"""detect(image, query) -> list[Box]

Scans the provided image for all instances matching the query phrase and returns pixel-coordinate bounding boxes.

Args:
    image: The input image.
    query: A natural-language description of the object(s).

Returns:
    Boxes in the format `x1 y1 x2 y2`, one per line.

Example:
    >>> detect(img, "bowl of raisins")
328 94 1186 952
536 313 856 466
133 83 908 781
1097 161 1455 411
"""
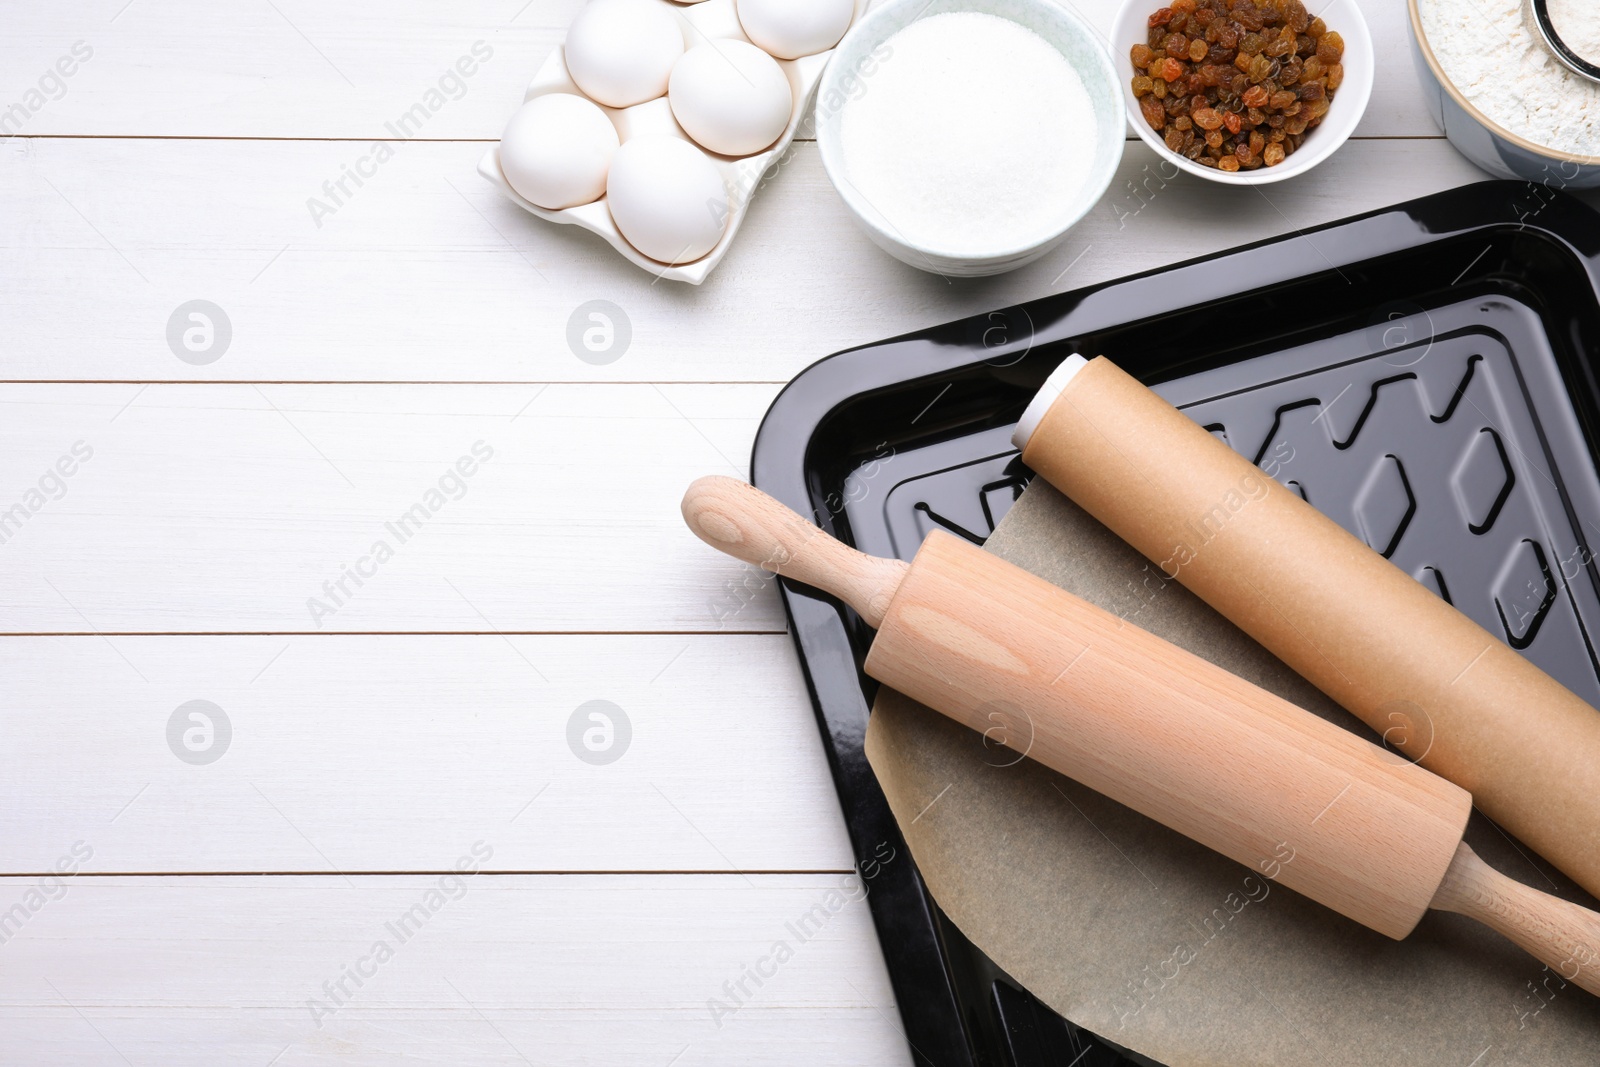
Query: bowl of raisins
1111 0 1372 183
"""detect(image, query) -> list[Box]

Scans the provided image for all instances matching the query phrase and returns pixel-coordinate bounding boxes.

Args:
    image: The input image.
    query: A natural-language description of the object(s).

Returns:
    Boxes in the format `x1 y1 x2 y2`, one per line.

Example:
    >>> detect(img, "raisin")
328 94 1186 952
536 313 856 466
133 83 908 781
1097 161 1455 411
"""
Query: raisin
1306 16 1325 37
1165 127 1186 153
1131 43 1154 66
1285 115 1308 134
1268 89 1296 108
1325 62 1343 89
1193 106 1225 129
1199 155 1218 167
1189 38 1209 61
1174 115 1193 131
1298 79 1324 102
1218 25 1240 48
1316 31 1343 63
1236 141 1253 162
1264 142 1286 165
1149 6 1175 27
1248 129 1265 154
1132 74 1155 96
1206 129 1224 147
1140 93 1167 130
1163 32 1188 54
1224 110 1243 133
1242 84 1269 108
1152 77 1168 97
1172 0 1197 11
1301 56 1324 81
1160 56 1186 81
1219 155 1241 171
1280 56 1302 83
1239 32 1264 54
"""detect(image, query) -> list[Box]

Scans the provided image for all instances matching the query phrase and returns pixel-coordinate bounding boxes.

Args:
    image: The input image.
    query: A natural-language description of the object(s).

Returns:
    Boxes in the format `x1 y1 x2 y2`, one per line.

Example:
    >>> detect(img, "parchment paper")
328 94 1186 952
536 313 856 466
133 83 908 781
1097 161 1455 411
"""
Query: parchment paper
864 483 1600 1067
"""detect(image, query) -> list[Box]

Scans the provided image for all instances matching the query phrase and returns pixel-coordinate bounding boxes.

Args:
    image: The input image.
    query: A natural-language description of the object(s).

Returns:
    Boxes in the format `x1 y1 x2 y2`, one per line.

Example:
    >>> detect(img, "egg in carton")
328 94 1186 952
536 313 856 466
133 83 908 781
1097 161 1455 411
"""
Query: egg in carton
478 0 869 285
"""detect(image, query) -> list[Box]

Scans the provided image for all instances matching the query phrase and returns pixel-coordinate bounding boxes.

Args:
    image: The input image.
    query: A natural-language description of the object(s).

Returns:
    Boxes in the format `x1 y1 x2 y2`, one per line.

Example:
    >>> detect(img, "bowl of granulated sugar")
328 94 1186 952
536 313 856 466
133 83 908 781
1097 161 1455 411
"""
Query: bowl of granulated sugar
815 0 1125 276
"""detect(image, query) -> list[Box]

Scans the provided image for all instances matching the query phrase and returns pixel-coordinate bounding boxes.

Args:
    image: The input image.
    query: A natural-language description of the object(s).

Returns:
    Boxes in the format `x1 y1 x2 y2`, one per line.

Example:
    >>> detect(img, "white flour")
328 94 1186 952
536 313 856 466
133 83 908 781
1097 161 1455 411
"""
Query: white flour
1419 0 1600 157
839 12 1096 255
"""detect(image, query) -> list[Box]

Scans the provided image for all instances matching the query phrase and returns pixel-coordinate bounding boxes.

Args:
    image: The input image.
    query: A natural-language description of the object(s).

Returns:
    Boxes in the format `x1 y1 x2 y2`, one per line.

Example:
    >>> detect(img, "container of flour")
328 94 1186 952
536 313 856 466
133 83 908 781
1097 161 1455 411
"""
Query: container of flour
815 0 1125 276
1409 0 1600 186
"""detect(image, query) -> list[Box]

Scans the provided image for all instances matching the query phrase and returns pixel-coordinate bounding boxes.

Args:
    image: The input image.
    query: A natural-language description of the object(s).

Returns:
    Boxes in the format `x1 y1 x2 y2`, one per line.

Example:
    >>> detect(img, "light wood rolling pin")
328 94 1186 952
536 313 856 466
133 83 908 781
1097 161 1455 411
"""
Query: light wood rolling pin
1012 355 1600 902
684 476 1600 992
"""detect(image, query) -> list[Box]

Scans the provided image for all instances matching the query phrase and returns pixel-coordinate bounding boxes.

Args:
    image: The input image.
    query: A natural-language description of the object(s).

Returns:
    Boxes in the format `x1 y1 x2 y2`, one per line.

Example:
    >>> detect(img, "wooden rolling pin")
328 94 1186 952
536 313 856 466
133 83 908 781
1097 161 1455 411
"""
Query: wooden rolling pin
1012 355 1600 903
683 475 1600 993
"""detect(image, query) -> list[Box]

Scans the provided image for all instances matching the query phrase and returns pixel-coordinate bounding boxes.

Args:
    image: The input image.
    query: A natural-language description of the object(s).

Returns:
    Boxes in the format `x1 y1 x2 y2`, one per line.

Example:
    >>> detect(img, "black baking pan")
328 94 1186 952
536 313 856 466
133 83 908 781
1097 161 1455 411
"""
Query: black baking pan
749 180 1600 1067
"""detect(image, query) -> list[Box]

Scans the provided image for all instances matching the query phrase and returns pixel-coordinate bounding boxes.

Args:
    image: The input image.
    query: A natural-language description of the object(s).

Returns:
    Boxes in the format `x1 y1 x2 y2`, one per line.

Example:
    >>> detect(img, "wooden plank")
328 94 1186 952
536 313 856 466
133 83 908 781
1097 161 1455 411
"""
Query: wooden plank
1 138 1500 384
1 0 1433 139
0 382 791 632
0 635 856 874
0 874 911 1065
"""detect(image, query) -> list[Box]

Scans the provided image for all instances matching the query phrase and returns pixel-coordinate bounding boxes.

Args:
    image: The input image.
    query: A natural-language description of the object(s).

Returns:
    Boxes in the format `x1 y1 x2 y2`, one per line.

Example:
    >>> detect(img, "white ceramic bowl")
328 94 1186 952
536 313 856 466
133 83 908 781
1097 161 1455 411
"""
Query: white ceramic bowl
815 0 1125 277
1109 0 1373 185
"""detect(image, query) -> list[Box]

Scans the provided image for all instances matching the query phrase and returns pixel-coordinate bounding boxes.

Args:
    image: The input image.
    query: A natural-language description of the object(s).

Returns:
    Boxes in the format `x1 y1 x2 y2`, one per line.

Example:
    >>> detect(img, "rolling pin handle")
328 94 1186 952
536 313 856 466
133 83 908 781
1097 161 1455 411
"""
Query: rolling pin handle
1431 842 1600 996
681 476 909 628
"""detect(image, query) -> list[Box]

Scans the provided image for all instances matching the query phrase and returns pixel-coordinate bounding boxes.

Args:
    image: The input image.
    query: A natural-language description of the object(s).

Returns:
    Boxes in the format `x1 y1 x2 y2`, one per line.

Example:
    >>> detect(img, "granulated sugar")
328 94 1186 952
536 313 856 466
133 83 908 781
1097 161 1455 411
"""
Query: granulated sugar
839 12 1096 255
1419 0 1600 157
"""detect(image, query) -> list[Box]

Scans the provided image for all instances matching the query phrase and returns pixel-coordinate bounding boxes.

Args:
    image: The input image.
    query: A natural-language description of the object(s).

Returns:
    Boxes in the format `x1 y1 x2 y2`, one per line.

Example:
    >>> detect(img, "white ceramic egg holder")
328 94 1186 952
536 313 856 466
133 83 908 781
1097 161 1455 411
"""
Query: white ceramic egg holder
478 0 869 285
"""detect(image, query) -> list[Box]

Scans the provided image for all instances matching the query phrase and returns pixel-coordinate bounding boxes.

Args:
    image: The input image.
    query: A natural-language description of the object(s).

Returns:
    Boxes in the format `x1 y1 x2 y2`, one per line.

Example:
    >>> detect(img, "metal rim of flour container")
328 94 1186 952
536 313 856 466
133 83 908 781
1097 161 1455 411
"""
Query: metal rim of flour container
1527 0 1600 84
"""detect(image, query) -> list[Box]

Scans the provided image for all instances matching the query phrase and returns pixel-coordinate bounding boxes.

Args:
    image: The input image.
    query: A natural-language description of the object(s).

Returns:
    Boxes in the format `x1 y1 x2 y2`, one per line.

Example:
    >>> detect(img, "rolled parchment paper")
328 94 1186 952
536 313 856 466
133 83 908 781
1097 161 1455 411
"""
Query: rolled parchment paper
1013 355 1600 902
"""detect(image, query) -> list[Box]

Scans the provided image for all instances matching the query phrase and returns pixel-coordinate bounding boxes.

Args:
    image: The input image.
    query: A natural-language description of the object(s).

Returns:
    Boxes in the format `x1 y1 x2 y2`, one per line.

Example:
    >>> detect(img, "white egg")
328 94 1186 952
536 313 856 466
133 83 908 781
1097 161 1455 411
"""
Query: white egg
669 41 794 157
498 94 620 210
565 0 685 109
736 0 855 59
606 136 729 264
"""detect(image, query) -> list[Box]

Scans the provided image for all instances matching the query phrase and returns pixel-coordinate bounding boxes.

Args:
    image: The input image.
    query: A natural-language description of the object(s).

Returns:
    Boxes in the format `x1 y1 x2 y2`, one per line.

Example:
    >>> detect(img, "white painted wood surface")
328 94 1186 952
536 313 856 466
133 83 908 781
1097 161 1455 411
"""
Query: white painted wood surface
0 875 904 1066
0 0 1570 1061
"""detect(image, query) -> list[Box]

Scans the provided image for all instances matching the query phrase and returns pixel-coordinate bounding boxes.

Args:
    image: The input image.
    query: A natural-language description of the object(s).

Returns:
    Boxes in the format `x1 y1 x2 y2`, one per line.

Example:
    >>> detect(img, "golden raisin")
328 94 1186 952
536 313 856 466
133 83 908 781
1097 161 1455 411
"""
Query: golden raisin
1140 93 1167 130
1263 142 1286 165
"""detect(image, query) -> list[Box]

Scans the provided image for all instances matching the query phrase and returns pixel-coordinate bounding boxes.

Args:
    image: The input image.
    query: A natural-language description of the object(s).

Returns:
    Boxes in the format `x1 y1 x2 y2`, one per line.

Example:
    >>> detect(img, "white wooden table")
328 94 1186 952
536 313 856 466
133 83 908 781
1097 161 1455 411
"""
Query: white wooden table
1 2 1586 1063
